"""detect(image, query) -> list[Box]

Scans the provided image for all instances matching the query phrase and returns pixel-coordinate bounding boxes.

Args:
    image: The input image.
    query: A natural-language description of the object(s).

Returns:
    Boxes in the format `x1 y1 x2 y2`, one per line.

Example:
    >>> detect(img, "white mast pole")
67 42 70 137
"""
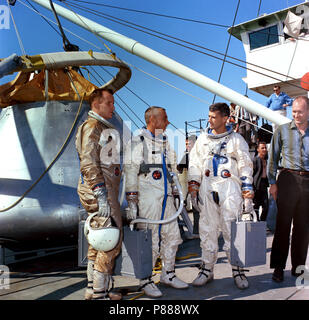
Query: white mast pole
31 0 290 125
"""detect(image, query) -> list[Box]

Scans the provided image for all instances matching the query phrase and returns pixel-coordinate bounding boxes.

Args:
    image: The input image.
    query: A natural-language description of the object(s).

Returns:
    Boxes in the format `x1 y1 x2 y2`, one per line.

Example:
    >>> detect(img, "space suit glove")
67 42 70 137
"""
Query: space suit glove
240 198 258 222
243 198 254 213
188 180 202 212
241 180 254 199
241 189 254 199
172 184 179 196
93 185 111 218
172 185 180 209
126 192 139 220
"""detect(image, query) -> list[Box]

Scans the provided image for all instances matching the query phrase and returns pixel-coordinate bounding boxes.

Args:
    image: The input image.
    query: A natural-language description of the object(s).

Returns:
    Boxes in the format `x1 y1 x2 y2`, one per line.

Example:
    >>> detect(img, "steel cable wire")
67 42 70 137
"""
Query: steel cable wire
63 0 309 90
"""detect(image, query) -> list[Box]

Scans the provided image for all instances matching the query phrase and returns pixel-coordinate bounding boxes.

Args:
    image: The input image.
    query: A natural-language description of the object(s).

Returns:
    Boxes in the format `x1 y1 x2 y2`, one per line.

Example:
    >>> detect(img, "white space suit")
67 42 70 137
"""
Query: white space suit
188 126 253 289
124 128 188 297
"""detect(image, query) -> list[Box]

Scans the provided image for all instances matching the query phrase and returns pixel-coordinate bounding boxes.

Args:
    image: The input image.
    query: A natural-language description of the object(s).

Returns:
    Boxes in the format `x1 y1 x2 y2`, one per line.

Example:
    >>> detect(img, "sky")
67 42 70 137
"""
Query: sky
0 0 304 157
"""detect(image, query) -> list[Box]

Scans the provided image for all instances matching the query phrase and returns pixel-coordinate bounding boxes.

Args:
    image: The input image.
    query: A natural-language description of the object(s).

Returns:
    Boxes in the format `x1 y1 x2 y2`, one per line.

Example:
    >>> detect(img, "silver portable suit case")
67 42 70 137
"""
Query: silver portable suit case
230 211 267 268
78 220 153 279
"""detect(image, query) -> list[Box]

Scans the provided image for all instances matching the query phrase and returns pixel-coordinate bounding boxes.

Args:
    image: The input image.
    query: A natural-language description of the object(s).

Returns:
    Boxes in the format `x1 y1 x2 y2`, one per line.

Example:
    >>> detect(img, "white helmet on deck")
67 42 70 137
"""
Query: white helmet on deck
84 212 120 252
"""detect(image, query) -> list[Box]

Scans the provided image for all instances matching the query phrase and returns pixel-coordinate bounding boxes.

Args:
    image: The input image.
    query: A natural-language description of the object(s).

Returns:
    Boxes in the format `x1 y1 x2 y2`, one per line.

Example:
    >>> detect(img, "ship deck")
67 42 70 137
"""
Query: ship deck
1 232 308 301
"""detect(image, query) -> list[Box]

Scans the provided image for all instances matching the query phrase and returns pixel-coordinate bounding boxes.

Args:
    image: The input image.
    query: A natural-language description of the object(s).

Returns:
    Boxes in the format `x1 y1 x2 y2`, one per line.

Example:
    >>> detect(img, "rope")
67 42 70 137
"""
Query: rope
91 65 186 135
237 116 273 135
18 0 103 50
25 0 62 37
86 66 141 128
257 0 262 17
0 91 85 213
176 253 199 261
98 65 186 136
17 0 280 137
50 1 155 130
7 0 26 55
19 0 309 95
89 67 145 126
61 0 115 57
212 0 240 103
64 0 309 90
68 0 230 28
49 0 71 50
19 0 309 91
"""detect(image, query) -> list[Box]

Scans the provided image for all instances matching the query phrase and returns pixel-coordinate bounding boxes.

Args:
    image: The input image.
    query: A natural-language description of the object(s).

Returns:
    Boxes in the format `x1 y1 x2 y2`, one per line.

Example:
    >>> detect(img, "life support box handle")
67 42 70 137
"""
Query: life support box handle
237 205 258 223
129 172 184 230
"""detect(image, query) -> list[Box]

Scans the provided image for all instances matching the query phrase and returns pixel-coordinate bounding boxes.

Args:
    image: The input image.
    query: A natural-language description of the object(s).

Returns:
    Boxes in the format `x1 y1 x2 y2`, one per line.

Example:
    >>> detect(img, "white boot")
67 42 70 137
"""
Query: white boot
192 263 214 286
85 260 94 300
93 270 112 300
232 266 249 290
160 269 189 289
140 277 162 298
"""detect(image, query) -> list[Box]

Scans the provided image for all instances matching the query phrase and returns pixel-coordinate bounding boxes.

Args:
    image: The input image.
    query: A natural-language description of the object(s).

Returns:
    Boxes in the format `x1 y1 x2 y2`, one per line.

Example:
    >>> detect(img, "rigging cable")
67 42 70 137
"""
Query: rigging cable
98 65 187 136
86 67 141 129
7 0 26 55
63 0 309 90
20 0 211 133
41 0 191 135
98 66 151 107
243 0 261 98
62 3 281 136
25 0 62 37
65 0 230 28
87 66 145 126
67 0 309 46
257 0 262 17
17 0 143 129
16 0 285 137
61 0 117 56
61 0 146 117
0 90 86 213
67 0 309 43
19 0 106 51
96 65 186 136
20 0 309 93
212 0 240 103
34 0 308 90
48 0 79 51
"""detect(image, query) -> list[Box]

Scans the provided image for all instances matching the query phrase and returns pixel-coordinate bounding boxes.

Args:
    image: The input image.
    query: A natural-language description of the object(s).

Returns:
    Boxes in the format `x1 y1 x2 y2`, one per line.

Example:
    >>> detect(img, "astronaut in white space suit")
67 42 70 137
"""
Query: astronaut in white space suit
188 102 254 290
124 106 188 298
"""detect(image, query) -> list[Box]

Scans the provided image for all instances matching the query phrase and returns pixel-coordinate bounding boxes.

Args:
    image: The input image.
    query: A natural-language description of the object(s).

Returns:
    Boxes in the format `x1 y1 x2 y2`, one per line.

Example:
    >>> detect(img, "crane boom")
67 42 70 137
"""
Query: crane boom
30 0 290 125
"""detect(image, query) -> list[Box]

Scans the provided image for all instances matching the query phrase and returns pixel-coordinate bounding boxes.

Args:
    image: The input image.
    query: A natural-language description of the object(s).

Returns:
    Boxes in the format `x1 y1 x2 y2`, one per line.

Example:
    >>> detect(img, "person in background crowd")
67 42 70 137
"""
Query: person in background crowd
253 141 269 221
229 101 257 148
266 85 293 132
228 103 238 131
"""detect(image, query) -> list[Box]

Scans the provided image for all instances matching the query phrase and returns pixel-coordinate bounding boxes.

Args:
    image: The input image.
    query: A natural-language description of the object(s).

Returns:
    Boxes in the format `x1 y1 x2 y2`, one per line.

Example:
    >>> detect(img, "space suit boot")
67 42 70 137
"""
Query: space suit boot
84 260 94 300
232 266 249 290
192 263 214 286
92 270 111 300
160 269 189 289
140 277 163 298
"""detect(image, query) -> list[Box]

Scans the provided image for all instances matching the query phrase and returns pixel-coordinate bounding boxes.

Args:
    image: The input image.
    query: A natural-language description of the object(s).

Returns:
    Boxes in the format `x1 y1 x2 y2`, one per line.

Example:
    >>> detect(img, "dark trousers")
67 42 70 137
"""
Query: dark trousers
238 122 252 146
270 170 309 270
253 178 269 221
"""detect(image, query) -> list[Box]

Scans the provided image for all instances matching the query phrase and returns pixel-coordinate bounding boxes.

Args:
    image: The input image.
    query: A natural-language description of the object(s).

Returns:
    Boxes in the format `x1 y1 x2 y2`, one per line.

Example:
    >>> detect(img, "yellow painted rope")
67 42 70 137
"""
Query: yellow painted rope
176 253 199 261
